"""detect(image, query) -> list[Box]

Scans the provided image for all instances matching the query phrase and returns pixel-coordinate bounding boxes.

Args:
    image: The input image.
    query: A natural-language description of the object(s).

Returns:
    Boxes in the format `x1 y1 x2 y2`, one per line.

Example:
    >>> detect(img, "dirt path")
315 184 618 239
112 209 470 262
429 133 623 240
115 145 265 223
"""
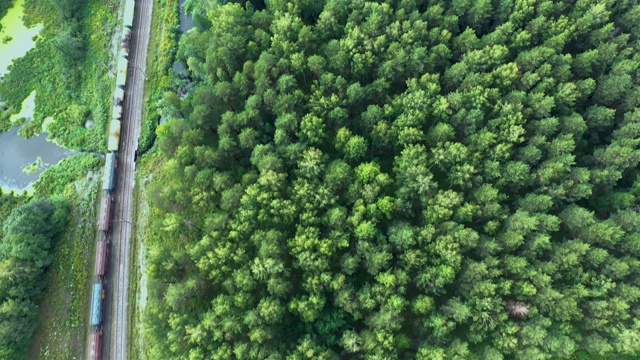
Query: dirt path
104 0 153 358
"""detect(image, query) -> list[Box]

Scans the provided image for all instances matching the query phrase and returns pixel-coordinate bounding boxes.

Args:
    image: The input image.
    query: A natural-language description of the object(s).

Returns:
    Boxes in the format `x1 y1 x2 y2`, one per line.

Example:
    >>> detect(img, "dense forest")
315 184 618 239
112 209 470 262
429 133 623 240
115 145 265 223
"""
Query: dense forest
0 197 69 359
144 0 640 358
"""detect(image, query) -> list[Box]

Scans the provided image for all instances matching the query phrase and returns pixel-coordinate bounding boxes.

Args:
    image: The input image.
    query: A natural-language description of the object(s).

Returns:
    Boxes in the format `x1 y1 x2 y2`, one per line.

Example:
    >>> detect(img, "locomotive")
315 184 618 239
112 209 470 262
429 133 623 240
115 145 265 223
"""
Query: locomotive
90 0 136 359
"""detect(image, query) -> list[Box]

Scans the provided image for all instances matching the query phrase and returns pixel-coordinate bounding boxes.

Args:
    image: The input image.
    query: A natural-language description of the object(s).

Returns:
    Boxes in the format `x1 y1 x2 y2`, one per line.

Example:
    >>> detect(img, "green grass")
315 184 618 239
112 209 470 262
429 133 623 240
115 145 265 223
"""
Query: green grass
138 0 180 155
129 0 179 357
129 189 142 360
129 153 163 360
33 153 102 195
131 143 174 359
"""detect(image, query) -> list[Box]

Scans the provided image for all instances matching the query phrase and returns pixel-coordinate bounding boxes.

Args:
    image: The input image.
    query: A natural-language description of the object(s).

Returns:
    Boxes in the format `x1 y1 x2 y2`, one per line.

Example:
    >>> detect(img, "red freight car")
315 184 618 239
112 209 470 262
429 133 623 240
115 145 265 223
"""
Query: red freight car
94 240 108 277
89 330 103 360
98 194 113 232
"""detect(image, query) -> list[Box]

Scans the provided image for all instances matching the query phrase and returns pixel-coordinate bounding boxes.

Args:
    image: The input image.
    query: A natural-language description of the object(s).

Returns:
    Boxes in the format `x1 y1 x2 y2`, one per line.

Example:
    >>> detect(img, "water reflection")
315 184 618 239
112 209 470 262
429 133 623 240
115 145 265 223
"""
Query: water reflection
0 126 76 193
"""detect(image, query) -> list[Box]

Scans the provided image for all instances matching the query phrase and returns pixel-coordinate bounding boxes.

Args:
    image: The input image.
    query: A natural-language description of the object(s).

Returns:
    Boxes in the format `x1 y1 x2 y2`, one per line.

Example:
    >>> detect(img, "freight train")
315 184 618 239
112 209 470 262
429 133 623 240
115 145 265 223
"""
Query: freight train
89 1 135 359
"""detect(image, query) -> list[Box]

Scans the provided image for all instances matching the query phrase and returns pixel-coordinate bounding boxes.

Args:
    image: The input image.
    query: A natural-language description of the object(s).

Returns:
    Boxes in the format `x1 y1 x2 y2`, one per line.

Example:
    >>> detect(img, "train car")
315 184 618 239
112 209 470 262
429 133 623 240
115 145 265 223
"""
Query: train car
122 28 131 55
112 103 123 121
116 56 128 88
90 283 104 326
102 153 118 191
107 120 121 152
89 330 103 360
116 71 126 89
115 87 125 105
98 193 113 232
123 0 135 30
94 240 108 277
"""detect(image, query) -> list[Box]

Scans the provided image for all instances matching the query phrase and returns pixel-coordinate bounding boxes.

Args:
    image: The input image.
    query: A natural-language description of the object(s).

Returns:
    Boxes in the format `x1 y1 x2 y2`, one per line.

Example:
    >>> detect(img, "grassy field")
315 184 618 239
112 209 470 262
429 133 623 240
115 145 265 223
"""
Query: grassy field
130 152 164 360
129 172 145 360
138 0 180 155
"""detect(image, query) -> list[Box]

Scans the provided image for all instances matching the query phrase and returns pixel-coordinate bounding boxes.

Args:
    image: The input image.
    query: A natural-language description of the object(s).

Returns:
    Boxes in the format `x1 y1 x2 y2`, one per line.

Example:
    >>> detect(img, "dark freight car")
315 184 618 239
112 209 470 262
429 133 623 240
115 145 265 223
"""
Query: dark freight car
98 194 113 232
90 283 104 326
122 28 131 54
94 240 108 277
89 331 103 360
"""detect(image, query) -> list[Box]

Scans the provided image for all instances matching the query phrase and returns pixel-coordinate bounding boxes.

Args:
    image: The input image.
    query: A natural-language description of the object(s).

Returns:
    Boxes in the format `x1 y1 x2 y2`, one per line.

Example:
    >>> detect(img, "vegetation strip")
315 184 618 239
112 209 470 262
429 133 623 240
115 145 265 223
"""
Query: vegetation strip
138 0 181 155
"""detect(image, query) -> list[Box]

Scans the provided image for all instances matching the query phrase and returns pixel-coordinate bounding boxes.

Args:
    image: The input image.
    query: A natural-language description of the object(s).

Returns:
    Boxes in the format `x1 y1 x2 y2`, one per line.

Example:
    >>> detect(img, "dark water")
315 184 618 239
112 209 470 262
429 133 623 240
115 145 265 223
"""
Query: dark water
179 0 195 33
0 127 76 192
172 0 195 74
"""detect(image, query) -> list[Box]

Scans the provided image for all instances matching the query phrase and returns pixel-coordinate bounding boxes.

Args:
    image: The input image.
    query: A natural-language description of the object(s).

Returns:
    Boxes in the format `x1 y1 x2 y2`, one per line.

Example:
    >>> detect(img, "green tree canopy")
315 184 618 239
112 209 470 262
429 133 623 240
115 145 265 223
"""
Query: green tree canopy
144 0 640 358
0 197 69 360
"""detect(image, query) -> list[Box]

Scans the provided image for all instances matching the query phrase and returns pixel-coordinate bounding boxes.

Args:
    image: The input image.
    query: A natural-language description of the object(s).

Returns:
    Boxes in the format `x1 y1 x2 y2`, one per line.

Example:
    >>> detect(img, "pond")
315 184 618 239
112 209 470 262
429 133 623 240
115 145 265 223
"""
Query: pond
0 91 76 193
0 3 76 193
0 0 42 78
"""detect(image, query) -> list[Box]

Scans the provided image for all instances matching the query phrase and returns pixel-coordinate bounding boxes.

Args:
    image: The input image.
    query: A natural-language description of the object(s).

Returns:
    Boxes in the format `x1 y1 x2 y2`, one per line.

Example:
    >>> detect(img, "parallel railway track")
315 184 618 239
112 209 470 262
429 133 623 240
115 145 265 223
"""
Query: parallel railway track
86 0 153 359
108 0 153 359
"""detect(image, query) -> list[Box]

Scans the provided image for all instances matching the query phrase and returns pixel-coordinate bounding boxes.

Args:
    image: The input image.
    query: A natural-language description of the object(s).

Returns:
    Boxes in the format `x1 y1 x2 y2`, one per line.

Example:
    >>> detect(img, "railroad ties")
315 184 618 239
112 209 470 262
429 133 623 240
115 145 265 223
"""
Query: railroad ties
88 1 135 359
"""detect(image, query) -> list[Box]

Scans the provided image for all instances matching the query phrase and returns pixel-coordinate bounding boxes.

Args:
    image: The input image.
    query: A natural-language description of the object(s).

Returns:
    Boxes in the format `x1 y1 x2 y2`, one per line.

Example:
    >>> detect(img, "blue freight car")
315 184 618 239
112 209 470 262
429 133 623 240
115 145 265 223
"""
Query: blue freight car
102 152 118 191
90 283 104 326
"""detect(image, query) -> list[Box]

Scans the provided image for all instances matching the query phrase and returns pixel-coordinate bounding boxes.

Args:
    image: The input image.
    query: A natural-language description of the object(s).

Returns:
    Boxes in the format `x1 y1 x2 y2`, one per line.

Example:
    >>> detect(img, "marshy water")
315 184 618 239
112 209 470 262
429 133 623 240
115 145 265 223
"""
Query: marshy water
0 91 76 193
179 0 194 33
0 1 75 193
0 0 42 77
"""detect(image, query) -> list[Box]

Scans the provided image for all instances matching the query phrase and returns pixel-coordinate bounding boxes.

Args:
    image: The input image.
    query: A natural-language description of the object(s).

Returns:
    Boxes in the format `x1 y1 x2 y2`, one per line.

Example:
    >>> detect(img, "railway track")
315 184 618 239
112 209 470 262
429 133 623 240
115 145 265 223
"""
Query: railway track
105 0 153 359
